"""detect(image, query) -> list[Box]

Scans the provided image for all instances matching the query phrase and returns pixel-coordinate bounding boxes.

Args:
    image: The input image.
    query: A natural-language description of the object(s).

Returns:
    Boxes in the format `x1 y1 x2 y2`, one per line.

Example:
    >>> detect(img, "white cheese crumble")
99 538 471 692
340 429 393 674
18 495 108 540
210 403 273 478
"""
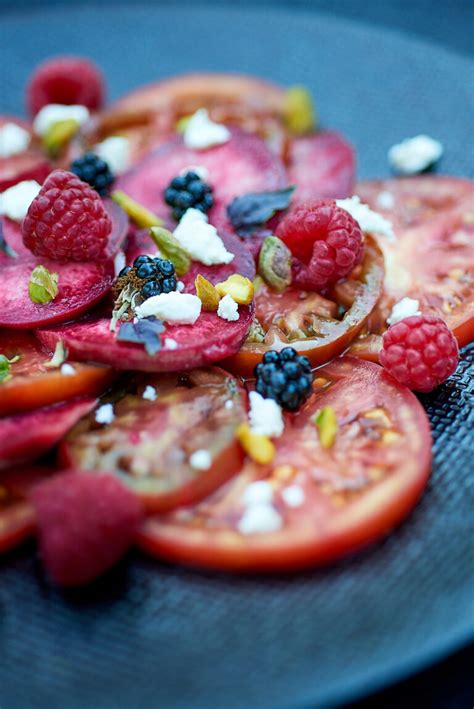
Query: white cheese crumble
179 164 210 181
164 338 178 350
237 504 283 535
189 449 212 470
60 363 75 376
0 180 41 222
142 385 157 401
281 485 305 508
387 297 421 326
183 108 231 150
217 294 239 322
94 136 131 174
33 104 90 136
177 281 185 292
336 195 395 241
173 208 234 266
242 480 274 506
134 291 201 324
113 251 126 277
95 403 115 425
376 190 395 210
224 399 234 410
388 135 443 175
0 122 31 158
248 391 284 438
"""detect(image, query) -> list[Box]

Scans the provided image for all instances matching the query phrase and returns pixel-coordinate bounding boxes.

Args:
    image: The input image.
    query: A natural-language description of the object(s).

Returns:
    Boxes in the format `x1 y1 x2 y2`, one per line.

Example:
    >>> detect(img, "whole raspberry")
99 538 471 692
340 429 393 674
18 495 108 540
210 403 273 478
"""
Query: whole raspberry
22 169 113 262
31 470 142 587
27 56 105 117
276 200 364 290
379 314 459 392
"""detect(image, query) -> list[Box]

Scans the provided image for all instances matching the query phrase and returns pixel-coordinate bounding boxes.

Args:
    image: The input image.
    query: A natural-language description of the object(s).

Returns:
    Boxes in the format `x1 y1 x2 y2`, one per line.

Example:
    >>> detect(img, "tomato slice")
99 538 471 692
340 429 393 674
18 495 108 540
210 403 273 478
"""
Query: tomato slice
137 357 432 572
59 368 247 512
0 330 115 416
224 237 384 376
0 466 50 554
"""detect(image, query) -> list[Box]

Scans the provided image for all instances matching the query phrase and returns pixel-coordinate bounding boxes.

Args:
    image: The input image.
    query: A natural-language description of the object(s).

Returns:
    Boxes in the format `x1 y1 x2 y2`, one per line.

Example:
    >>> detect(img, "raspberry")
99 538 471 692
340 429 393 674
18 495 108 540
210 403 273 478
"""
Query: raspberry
379 314 459 392
22 170 113 262
275 200 364 290
27 56 105 117
31 471 142 586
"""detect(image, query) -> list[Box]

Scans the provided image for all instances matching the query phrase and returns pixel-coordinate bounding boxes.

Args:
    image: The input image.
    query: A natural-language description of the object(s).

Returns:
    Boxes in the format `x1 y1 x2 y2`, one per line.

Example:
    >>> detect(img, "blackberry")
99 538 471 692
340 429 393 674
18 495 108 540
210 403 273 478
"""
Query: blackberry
254 347 313 412
70 153 115 196
141 281 163 299
164 170 213 221
113 254 178 303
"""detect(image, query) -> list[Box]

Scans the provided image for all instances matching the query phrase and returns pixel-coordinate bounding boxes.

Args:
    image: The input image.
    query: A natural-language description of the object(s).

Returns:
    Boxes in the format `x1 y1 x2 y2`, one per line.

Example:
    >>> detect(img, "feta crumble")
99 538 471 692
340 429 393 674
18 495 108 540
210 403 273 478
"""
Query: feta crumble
217 294 239 322
113 251 126 277
242 480 274 506
95 403 115 425
281 484 305 508
179 164 210 181
94 135 131 174
248 391 284 438
0 122 31 158
142 385 157 401
237 504 283 535
224 399 234 410
388 135 443 175
173 208 234 266
164 338 178 350
387 297 421 325
183 108 231 150
134 291 201 324
177 281 185 292
189 449 212 470
33 104 90 136
376 190 395 210
0 180 41 222
60 363 75 376
336 195 395 241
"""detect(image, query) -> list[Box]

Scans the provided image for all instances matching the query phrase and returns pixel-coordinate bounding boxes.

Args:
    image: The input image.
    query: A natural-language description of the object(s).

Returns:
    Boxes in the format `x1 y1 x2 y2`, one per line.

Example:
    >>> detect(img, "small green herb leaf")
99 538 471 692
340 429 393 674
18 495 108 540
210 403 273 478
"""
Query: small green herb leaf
28 265 59 304
0 354 20 383
227 186 295 236
116 317 165 356
44 340 68 369
314 406 338 448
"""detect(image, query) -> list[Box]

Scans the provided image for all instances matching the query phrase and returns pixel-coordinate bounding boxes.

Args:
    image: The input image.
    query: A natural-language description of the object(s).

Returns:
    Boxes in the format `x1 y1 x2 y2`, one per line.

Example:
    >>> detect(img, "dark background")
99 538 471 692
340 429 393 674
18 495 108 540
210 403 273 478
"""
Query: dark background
0 1 473 708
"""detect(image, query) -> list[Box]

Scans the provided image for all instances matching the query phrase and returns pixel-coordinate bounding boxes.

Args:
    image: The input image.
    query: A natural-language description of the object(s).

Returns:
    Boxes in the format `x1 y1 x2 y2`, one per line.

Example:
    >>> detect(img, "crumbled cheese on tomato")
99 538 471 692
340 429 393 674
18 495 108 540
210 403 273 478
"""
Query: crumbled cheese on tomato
0 180 41 222
173 208 234 266
183 109 231 150
242 480 274 506
0 122 31 158
376 190 395 210
33 104 90 136
217 294 239 321
388 135 443 175
224 399 234 410
113 251 126 277
94 135 131 174
237 504 283 535
60 363 75 376
164 338 178 350
387 297 421 325
189 449 212 470
177 281 185 292
135 291 201 324
281 484 305 508
95 403 115 424
142 385 157 401
336 196 395 241
248 391 284 438
179 164 210 181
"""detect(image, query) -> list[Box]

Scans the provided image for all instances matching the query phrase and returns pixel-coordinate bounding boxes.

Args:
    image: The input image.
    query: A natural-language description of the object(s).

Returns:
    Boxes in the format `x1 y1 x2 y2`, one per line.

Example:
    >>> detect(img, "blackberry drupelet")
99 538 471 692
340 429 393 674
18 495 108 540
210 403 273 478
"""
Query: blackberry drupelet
113 255 178 304
70 153 115 196
254 347 313 412
164 170 213 221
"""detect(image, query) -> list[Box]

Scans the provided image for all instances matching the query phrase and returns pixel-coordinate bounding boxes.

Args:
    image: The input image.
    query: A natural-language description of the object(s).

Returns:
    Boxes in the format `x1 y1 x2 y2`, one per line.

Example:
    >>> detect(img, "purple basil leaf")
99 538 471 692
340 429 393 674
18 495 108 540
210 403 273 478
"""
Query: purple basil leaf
117 317 165 356
227 186 295 236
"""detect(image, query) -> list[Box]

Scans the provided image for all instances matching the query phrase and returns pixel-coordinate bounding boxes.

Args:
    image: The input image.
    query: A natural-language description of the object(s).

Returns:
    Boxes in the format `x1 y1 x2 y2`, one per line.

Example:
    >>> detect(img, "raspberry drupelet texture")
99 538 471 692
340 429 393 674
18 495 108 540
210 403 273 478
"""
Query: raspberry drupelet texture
22 170 113 262
379 314 459 392
31 470 142 587
276 199 364 291
27 56 104 117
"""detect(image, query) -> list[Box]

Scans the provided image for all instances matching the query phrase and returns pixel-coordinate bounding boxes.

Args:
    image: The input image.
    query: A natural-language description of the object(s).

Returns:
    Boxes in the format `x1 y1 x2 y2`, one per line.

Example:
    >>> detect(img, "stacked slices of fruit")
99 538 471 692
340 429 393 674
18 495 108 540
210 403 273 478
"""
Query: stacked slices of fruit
0 57 472 585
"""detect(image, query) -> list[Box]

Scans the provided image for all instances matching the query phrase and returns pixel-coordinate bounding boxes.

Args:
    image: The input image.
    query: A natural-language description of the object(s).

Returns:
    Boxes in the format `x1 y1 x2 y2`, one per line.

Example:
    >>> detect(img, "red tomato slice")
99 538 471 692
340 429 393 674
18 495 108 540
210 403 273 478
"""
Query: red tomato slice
224 237 384 376
137 357 432 572
0 466 51 553
0 330 115 416
59 368 247 512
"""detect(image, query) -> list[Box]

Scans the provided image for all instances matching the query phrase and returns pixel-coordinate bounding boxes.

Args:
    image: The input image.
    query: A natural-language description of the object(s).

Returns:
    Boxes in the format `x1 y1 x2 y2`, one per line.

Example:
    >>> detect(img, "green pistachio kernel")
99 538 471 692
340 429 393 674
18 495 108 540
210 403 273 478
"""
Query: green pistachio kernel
246 318 266 343
111 190 163 229
42 118 80 157
283 86 317 136
28 265 59 304
149 226 191 276
258 235 292 292
0 354 20 384
314 405 338 449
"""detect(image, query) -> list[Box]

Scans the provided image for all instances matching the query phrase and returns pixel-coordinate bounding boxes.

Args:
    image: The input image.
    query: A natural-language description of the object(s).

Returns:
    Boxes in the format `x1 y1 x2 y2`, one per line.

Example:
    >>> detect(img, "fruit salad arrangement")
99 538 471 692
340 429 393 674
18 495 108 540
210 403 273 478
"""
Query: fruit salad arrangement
0 57 472 586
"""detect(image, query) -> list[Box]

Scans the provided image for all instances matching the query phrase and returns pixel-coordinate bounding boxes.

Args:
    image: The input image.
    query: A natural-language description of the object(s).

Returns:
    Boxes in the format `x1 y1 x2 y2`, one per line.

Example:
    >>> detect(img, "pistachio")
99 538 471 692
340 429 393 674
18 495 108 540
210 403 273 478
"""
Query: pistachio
28 265 59 304
195 274 221 311
42 118 80 157
176 115 192 133
44 340 68 369
215 274 254 305
149 226 191 276
112 190 163 228
245 318 266 343
283 85 317 136
314 406 338 448
236 423 275 465
258 235 292 292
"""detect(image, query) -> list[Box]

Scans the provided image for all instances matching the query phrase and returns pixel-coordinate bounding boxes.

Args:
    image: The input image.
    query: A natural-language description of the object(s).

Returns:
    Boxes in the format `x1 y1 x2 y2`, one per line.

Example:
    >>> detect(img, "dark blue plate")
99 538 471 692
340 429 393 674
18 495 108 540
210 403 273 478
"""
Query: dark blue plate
0 5 473 708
